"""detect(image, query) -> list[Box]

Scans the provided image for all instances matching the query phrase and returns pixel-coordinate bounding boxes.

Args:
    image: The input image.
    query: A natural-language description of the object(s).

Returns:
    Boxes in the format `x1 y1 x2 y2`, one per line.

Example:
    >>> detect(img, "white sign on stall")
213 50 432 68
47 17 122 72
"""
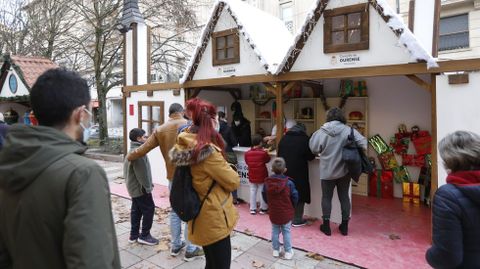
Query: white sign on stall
236 161 249 185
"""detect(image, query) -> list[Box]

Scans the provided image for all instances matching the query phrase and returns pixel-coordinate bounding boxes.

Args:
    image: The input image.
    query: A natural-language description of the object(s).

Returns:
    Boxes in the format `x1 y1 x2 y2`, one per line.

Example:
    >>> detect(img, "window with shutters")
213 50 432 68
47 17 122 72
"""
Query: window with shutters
212 28 240 66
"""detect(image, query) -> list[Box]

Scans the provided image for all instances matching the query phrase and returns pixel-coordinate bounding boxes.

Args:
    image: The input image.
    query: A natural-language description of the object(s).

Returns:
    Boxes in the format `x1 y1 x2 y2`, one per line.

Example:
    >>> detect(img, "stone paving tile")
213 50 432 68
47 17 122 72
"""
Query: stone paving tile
275 249 320 268
232 252 276 269
174 257 206 268
315 259 359 269
120 249 142 269
231 231 261 252
123 243 159 260
118 233 134 250
147 251 184 268
116 224 130 236
245 241 278 262
269 261 295 269
126 260 162 269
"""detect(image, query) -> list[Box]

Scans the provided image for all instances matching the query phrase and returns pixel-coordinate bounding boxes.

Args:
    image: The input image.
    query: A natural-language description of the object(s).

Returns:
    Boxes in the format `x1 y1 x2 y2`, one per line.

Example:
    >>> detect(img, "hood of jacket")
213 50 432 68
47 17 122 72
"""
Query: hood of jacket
265 175 288 194
321 120 346 137
0 124 86 193
169 132 218 167
130 141 143 150
447 171 480 206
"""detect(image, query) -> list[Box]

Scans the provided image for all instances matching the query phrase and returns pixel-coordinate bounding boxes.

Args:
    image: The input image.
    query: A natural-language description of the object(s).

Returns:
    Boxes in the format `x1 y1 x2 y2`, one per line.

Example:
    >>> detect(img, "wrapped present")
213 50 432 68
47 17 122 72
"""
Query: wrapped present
411 130 432 155
369 135 390 154
402 154 425 167
378 151 398 170
424 154 432 168
340 80 354 97
393 166 411 183
369 170 394 198
403 182 420 204
390 136 409 154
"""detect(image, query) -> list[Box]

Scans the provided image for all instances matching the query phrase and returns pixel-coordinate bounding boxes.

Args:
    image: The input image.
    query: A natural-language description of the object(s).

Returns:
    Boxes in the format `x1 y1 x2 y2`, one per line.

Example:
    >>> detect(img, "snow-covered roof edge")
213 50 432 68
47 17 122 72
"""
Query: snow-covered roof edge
277 0 438 74
180 0 293 84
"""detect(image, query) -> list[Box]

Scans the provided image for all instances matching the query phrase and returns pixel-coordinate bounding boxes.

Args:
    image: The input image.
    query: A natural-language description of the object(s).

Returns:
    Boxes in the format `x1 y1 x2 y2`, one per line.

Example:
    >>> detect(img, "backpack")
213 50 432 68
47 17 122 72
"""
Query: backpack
170 165 215 226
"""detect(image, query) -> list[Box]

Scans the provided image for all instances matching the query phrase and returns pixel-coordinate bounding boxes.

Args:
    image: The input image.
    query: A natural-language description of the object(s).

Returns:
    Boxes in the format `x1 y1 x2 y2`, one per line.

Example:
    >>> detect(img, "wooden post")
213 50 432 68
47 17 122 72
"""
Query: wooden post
275 83 284 146
430 74 438 199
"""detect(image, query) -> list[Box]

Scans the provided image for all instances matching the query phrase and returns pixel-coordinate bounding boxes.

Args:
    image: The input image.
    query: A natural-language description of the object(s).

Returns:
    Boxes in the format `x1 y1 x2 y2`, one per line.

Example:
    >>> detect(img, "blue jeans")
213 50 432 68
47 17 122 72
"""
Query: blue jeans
169 182 197 253
271 221 292 252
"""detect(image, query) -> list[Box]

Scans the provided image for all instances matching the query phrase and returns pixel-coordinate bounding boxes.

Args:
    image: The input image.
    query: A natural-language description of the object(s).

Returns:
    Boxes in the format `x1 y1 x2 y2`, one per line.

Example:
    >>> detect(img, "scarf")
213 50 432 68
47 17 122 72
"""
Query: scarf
446 170 480 186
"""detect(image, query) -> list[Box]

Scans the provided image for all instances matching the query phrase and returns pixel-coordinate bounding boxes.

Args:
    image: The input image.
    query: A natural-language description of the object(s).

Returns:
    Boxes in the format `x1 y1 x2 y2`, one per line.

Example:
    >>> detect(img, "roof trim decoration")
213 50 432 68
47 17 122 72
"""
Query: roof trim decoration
180 0 293 84
278 0 438 74
121 0 145 27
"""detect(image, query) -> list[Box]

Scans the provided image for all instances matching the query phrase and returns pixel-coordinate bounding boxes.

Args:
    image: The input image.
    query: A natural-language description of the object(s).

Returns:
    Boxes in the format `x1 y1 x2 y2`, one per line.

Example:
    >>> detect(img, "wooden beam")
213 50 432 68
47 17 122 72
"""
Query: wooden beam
430 74 438 200
124 82 182 92
184 74 276 89
263 83 277 96
408 0 415 32
132 23 138 86
275 83 284 146
190 88 202 99
406 74 430 92
282 81 297 95
432 0 441 57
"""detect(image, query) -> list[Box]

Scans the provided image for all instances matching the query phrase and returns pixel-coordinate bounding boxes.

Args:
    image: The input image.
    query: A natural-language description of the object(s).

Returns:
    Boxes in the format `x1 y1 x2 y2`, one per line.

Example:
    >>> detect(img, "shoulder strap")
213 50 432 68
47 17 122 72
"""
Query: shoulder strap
191 180 216 234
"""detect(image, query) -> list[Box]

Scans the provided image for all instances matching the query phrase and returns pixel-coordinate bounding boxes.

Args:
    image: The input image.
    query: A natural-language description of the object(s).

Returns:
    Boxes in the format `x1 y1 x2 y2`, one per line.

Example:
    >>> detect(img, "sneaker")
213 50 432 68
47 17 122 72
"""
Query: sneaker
183 247 204 262
250 210 257 215
128 236 138 243
272 250 280 258
284 250 294 260
259 209 268 215
170 241 186 256
137 234 159 246
292 220 308 227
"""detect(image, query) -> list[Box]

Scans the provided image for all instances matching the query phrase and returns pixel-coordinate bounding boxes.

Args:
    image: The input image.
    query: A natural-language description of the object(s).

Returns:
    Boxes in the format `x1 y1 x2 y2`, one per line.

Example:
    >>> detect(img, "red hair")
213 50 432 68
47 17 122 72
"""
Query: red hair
186 98 225 160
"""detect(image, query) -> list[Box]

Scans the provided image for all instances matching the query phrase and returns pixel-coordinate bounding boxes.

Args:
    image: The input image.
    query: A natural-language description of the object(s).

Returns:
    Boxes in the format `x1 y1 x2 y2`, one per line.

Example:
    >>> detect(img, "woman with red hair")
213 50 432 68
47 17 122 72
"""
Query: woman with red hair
169 98 240 269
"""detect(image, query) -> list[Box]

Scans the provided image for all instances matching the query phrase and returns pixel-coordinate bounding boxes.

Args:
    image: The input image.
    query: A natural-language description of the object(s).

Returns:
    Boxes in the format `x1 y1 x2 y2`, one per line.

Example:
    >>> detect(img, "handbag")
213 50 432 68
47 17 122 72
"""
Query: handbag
343 127 373 182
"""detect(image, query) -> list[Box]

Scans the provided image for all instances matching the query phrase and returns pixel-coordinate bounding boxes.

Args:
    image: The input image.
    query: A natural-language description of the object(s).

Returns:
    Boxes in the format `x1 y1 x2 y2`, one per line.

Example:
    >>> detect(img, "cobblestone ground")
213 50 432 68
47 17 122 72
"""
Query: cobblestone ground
98 159 360 269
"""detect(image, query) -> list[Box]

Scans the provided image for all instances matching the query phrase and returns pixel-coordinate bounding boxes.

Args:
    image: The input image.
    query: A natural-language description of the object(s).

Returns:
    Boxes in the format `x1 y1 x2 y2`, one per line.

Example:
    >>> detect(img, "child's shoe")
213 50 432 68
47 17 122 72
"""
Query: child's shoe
284 250 294 260
138 234 159 246
250 210 257 215
128 235 138 243
272 249 280 258
259 209 268 215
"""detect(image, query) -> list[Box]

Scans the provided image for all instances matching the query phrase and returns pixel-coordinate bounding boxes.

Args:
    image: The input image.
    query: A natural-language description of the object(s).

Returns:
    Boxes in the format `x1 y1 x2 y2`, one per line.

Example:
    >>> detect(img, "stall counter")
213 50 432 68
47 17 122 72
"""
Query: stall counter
233 147 349 224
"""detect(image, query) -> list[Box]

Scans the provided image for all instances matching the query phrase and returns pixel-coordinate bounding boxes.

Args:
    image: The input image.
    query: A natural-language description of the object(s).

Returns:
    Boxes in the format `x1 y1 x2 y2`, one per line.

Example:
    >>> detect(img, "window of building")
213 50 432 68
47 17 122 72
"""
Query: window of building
138 101 164 135
280 1 294 33
439 14 469 51
212 28 240 66
324 3 369 53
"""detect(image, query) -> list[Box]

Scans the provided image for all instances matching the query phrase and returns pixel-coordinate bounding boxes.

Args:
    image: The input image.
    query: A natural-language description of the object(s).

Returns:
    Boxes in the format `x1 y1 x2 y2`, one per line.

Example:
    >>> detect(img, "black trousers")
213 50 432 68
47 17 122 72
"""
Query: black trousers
321 174 351 221
203 235 231 269
130 193 155 238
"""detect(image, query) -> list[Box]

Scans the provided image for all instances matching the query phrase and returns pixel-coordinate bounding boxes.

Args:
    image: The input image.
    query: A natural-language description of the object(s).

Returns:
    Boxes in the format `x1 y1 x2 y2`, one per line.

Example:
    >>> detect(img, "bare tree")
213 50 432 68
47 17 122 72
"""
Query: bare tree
0 0 30 56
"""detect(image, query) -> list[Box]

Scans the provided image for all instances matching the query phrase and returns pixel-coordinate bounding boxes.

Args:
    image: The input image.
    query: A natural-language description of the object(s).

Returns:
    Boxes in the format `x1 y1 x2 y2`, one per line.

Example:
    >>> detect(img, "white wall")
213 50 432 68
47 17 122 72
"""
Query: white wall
436 72 480 186
414 0 435 54
291 2 415 72
126 90 185 185
0 70 29 98
192 8 268 81
197 90 236 121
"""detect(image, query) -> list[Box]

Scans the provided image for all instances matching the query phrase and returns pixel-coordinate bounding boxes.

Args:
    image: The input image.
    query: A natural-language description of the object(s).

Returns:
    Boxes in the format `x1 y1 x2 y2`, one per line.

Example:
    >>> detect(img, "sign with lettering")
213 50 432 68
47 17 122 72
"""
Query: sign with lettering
331 54 361 66
236 161 249 185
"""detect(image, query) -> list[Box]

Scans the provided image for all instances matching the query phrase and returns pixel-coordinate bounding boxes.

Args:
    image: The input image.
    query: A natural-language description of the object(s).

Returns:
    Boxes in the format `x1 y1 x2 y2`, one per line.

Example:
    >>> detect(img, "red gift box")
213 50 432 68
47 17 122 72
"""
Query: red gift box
369 170 394 199
411 131 432 155
402 154 426 167
378 151 398 170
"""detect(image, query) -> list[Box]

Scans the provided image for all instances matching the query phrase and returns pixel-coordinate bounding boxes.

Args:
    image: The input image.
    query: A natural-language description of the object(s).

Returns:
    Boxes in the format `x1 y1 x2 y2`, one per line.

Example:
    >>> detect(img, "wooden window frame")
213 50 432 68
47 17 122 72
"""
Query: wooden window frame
324 3 369 53
212 28 240 66
137 101 164 135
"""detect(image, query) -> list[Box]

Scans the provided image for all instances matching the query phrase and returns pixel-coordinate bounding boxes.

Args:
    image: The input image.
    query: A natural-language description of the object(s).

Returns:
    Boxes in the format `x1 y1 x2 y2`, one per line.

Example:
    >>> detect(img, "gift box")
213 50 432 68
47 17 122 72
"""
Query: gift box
369 170 394 199
378 151 398 170
411 131 432 155
402 154 426 167
369 135 391 154
390 136 409 154
403 182 420 204
393 166 411 183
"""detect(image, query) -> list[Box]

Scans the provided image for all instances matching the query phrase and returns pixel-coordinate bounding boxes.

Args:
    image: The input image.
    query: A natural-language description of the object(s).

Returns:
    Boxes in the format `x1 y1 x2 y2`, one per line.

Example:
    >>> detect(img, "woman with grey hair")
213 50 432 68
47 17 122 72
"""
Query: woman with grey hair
309 107 367 236
426 130 480 268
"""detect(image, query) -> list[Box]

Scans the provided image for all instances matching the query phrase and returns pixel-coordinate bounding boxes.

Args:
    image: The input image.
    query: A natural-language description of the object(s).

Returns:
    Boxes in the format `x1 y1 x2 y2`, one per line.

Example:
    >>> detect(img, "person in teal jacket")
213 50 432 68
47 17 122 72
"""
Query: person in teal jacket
0 69 120 269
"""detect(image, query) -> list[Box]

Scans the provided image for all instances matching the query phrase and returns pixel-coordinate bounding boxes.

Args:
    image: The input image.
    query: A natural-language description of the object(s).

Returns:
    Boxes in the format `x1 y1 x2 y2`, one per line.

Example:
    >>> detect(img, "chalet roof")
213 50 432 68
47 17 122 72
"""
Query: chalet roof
121 0 145 27
0 55 58 90
278 0 438 74
180 0 293 84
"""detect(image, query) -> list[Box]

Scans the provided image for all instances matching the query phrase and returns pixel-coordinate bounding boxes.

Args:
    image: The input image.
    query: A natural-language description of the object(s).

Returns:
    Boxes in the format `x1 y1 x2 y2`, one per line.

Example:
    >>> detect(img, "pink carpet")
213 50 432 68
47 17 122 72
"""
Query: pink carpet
110 183 431 269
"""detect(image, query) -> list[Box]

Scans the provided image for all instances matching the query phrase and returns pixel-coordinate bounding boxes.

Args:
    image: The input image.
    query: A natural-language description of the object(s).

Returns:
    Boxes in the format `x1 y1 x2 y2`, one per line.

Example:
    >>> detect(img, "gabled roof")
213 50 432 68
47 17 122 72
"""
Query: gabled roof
180 0 293 84
278 0 438 74
0 54 58 90
121 0 145 27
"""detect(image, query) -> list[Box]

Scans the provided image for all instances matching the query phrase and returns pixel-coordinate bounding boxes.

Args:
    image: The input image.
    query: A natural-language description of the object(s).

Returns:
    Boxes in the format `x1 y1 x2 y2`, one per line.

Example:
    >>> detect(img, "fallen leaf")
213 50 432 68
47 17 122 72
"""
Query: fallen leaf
306 252 325 261
244 228 255 236
252 260 265 268
155 241 169 252
389 234 401 240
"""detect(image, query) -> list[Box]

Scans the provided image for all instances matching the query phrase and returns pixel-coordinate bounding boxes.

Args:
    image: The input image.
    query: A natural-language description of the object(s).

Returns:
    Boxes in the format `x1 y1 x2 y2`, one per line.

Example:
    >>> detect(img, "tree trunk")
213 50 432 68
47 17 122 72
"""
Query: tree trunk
97 89 109 146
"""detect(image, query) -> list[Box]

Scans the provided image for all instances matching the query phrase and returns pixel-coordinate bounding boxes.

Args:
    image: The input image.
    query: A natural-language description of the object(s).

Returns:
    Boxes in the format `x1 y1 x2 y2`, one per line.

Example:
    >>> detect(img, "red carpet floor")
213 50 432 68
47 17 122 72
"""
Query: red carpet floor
110 183 431 269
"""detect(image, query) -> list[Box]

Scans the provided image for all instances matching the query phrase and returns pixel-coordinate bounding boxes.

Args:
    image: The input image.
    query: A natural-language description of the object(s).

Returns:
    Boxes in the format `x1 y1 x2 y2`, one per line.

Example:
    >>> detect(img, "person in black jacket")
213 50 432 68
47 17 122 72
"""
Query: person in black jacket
277 123 315 227
218 111 240 204
426 130 480 269
231 101 251 147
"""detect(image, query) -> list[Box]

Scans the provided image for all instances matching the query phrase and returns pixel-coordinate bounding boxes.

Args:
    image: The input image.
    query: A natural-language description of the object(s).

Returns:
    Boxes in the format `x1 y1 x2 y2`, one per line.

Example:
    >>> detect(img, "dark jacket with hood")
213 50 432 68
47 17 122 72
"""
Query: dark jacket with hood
231 101 252 147
262 174 298 225
309 120 367 180
245 147 271 184
0 124 120 269
278 124 315 204
124 141 153 198
426 171 480 269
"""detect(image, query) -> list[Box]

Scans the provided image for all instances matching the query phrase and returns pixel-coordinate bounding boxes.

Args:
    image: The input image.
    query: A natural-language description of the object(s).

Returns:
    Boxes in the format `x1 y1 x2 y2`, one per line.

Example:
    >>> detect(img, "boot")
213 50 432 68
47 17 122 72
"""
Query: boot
320 219 331 236
339 220 349 236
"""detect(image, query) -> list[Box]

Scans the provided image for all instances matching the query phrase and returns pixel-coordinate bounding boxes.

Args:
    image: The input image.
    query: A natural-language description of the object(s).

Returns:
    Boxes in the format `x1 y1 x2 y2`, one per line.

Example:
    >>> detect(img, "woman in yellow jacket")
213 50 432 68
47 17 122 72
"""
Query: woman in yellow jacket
170 98 240 269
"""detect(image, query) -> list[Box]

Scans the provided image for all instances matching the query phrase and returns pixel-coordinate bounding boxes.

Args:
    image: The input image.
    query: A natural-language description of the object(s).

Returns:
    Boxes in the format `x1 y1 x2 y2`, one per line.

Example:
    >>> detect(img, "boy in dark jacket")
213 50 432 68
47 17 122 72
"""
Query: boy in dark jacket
262 157 299 260
245 134 271 214
124 128 158 246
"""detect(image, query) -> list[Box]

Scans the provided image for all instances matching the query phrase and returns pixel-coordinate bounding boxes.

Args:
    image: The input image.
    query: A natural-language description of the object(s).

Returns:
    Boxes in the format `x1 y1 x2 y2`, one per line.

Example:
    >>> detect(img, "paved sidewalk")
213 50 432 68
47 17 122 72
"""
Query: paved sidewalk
96 158 360 269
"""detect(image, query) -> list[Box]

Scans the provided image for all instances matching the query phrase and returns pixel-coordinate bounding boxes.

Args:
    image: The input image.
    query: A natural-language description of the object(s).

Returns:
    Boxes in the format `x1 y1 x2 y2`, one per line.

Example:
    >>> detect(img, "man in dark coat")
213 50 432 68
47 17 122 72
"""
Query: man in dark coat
426 131 480 268
0 69 120 269
218 111 240 204
278 123 315 227
231 101 251 147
